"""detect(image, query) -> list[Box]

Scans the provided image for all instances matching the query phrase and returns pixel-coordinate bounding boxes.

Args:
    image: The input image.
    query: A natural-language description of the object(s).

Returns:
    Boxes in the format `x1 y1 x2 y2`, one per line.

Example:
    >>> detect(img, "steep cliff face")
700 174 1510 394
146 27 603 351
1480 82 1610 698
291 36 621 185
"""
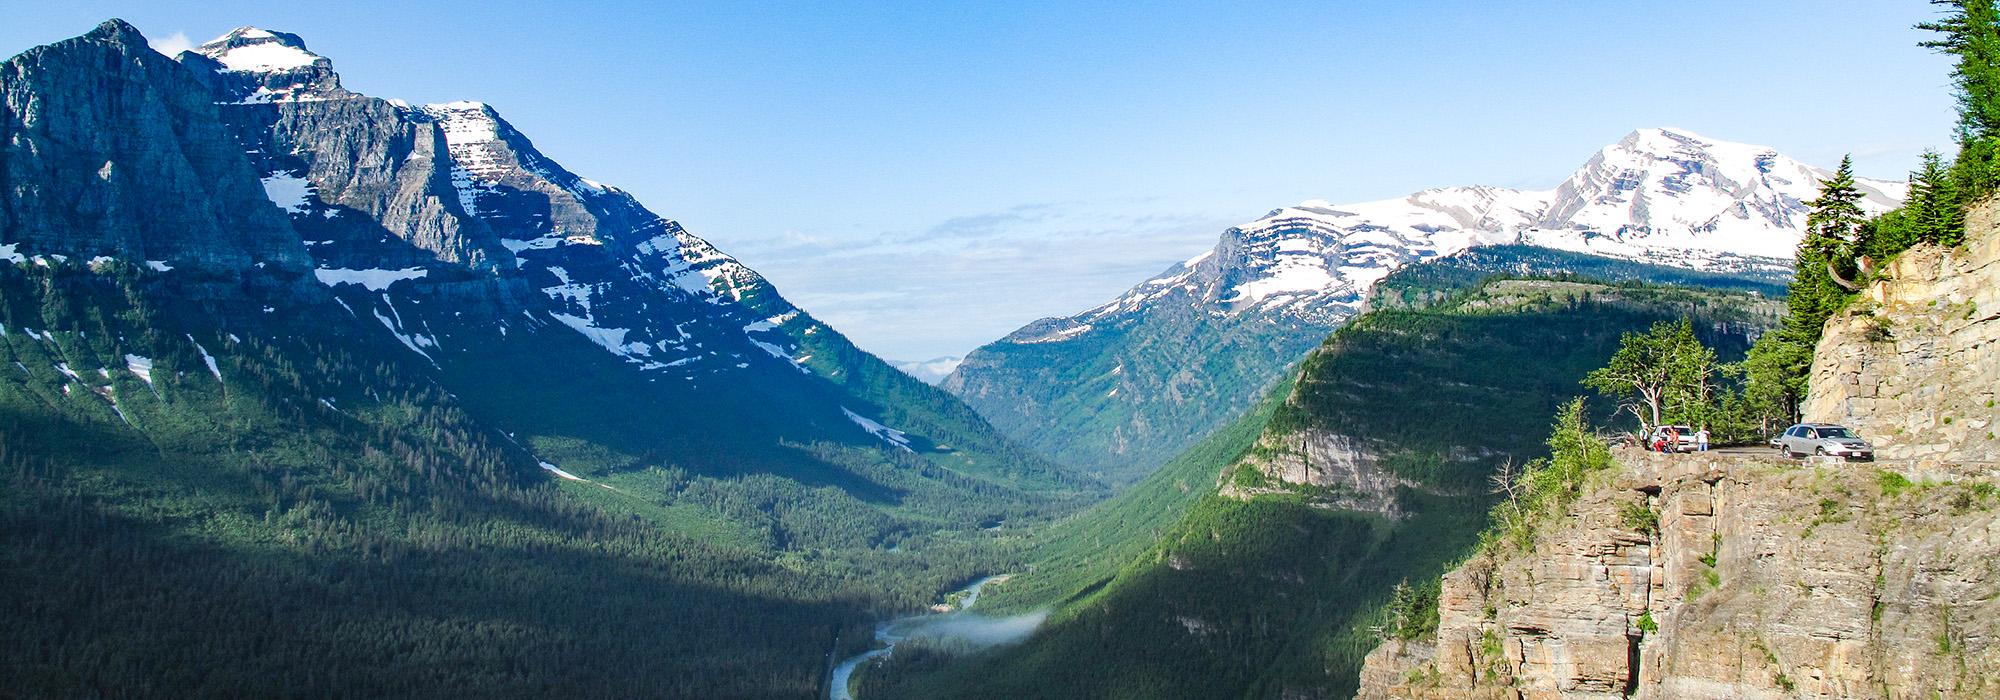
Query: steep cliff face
1360 195 2000 700
1358 450 1999 700
1805 199 2000 464
0 20 308 271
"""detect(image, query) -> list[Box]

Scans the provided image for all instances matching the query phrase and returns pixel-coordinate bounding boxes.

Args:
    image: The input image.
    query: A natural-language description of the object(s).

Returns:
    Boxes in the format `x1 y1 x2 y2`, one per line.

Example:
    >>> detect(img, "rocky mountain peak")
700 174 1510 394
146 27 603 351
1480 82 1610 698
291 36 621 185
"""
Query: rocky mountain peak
193 27 324 70
183 26 345 103
0 19 310 272
83 18 148 47
1062 129 1905 333
1524 127 1905 262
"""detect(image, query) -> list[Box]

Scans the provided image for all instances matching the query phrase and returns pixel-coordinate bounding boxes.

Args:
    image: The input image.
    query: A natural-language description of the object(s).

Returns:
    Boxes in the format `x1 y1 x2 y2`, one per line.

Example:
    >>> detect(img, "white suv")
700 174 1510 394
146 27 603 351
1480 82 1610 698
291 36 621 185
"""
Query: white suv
1775 423 1874 461
1645 425 1700 453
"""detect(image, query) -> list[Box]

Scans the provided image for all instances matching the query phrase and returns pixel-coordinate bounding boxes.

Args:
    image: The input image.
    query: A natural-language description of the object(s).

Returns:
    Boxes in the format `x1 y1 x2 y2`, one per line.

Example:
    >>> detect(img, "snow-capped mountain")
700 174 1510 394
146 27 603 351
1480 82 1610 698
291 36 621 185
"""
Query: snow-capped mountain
946 128 1905 484
0 22 1092 696
1524 127 1905 262
159 26 1075 488
1097 128 1901 328
184 28 794 379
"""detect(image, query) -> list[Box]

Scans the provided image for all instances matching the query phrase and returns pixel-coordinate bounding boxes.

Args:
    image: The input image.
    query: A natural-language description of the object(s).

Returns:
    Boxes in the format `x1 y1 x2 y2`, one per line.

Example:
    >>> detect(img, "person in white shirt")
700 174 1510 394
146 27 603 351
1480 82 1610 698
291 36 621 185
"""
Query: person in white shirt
1696 427 1711 452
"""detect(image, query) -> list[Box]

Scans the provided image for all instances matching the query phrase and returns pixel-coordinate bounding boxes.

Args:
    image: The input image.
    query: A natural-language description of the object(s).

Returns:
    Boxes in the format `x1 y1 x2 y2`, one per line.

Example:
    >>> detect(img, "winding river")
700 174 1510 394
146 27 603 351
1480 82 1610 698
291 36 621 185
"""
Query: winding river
828 575 1010 700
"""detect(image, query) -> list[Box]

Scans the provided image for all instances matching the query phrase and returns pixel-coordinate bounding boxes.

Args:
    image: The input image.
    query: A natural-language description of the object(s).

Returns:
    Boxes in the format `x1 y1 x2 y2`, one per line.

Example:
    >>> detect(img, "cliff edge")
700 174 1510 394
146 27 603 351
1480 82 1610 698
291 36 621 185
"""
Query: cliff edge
1357 201 2000 699
1357 450 1997 699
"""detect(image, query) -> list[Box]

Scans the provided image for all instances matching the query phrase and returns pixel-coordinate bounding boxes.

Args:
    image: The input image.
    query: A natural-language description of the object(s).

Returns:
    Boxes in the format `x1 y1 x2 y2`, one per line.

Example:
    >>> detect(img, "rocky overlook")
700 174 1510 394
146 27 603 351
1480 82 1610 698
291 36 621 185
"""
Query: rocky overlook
1356 200 2000 699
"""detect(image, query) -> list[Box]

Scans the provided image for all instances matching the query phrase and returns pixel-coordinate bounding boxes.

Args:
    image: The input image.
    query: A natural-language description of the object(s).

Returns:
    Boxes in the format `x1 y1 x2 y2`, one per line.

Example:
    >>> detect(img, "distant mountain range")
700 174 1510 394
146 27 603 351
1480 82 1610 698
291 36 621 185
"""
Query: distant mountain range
944 128 1904 485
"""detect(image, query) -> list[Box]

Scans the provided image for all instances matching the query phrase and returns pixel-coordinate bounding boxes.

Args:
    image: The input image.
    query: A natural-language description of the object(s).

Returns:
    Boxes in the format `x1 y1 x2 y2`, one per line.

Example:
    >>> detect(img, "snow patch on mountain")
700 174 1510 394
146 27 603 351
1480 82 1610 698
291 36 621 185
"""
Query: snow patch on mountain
188 336 221 380
206 40 317 72
371 303 436 364
843 407 914 451
550 313 641 357
315 267 427 291
540 461 587 482
260 173 313 214
123 354 154 386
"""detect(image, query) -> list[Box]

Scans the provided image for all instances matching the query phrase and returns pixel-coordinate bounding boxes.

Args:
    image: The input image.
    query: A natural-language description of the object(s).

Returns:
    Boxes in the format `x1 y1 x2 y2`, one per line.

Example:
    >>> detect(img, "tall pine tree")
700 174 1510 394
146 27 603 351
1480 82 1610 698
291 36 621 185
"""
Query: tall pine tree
1739 158 1870 428
1911 150 1968 246
1921 0 2000 199
1920 0 2000 144
1799 156 1867 296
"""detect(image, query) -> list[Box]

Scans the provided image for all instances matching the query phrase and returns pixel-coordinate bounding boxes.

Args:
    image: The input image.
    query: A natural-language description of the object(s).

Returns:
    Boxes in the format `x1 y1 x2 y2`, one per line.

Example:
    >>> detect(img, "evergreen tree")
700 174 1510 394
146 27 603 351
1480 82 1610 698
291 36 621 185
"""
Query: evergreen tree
1659 321 1720 429
1738 330 1811 430
1803 156 1868 252
1791 157 1866 329
1919 0 2000 144
1911 150 1968 246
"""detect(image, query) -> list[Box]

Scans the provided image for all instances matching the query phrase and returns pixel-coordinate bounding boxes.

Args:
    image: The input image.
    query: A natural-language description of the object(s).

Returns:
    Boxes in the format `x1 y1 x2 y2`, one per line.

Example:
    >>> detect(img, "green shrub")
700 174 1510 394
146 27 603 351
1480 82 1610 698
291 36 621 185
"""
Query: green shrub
1879 470 1915 498
1618 500 1658 537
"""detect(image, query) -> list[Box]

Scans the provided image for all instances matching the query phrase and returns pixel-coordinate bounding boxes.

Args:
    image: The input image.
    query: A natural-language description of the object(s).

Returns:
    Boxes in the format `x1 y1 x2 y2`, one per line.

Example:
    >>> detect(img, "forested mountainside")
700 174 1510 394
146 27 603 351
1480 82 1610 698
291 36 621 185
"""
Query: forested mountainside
1357 198 2000 698
861 251 1782 699
946 129 1898 487
0 20 1087 698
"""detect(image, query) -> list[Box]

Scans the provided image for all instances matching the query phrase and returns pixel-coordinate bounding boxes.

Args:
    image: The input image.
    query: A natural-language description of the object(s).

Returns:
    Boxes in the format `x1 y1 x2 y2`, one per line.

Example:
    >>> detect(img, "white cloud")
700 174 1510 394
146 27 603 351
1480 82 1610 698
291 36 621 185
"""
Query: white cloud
149 31 194 57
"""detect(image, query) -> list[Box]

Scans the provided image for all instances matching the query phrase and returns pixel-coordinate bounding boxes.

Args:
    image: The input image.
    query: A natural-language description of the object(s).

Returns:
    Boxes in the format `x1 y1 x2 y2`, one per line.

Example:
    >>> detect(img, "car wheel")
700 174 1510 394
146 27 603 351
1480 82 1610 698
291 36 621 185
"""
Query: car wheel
1815 447 1828 457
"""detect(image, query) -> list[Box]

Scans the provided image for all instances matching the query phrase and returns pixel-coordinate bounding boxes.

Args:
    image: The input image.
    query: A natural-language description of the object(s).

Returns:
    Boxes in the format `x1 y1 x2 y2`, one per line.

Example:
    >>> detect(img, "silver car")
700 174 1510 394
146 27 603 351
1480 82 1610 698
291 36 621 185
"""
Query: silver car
1776 423 1874 460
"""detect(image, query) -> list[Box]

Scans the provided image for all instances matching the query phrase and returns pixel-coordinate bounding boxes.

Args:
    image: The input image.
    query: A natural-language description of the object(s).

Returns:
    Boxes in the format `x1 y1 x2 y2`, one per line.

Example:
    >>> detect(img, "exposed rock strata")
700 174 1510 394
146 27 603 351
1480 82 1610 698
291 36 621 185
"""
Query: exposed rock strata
1222 430 1425 517
1805 199 2000 464
1359 450 1999 699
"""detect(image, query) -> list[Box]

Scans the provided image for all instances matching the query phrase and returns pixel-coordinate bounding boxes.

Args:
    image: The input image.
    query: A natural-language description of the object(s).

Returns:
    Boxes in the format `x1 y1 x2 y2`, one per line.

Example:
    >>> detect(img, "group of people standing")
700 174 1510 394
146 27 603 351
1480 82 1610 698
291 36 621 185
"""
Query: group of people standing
1647 425 1711 453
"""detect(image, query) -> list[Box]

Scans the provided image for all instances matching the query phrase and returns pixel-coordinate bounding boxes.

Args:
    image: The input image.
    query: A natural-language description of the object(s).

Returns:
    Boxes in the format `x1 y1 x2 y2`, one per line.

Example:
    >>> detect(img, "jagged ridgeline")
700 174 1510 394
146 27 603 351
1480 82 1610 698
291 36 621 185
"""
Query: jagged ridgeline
0 20 1092 697
862 252 1781 699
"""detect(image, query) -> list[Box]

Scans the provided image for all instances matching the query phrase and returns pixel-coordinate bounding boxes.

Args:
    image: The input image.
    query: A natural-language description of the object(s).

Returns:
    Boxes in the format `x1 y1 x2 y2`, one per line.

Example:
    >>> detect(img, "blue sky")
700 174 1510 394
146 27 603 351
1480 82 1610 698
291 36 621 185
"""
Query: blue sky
3 1 1958 360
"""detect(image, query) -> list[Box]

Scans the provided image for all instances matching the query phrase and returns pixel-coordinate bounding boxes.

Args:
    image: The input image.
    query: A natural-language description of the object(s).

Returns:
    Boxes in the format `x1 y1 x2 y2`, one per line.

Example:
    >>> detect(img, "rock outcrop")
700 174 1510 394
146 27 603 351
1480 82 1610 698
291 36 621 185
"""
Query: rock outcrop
1805 198 2000 464
1359 450 1999 700
1221 430 1425 517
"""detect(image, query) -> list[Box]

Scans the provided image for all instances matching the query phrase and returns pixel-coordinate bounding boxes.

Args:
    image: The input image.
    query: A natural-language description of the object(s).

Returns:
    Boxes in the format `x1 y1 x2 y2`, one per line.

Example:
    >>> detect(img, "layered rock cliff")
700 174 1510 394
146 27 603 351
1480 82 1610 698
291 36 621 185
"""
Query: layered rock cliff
1805 199 2000 464
1358 201 2000 699
1358 450 1998 700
